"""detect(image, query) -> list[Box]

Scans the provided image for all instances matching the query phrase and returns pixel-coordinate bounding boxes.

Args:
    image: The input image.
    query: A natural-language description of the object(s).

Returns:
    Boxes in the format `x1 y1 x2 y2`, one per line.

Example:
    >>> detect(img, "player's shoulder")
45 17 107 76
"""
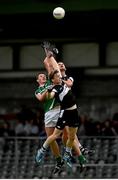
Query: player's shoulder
35 87 41 94
62 75 74 81
65 76 74 82
69 76 74 82
45 79 52 86
35 85 45 94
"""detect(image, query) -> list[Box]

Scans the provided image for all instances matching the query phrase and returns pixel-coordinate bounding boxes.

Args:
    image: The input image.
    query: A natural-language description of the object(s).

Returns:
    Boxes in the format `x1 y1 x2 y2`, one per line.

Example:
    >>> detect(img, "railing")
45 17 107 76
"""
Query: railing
0 136 118 178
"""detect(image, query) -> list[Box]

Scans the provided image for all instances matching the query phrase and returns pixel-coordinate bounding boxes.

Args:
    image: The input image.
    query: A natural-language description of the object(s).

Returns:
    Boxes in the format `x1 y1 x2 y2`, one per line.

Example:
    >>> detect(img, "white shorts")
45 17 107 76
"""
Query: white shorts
44 106 60 127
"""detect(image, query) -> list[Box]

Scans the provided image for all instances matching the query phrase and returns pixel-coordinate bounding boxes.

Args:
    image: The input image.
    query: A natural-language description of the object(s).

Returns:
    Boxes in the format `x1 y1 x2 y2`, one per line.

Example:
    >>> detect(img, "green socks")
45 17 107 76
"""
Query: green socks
78 154 86 164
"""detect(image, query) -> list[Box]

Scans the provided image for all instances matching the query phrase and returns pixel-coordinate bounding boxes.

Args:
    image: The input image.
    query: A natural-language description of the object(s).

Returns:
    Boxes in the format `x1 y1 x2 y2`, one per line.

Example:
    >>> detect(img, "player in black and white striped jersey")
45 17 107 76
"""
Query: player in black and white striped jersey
35 41 94 173
58 61 94 157
36 69 80 168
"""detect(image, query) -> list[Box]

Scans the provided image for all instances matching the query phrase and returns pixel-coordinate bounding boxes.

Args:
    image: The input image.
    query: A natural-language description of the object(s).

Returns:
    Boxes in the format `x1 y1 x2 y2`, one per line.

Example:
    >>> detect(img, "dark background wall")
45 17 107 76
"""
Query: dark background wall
0 0 118 41
0 0 118 121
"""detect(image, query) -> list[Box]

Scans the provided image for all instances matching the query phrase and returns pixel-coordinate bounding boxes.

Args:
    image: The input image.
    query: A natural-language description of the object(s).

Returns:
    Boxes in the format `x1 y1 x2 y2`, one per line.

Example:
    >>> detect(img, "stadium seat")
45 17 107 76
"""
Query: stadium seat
0 137 118 178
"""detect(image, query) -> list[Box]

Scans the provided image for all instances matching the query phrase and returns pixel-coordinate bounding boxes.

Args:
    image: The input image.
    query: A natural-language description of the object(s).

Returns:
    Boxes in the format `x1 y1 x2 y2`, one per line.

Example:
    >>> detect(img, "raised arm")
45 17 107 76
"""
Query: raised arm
41 41 62 77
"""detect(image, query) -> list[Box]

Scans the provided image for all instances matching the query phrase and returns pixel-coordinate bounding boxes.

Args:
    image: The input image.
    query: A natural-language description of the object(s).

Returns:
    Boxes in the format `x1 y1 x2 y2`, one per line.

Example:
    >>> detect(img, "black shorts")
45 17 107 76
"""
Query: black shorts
56 108 79 130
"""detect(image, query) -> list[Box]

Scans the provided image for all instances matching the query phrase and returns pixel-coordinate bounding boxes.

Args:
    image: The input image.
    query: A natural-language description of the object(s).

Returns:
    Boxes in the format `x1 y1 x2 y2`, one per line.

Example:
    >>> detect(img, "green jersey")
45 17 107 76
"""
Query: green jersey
35 79 59 113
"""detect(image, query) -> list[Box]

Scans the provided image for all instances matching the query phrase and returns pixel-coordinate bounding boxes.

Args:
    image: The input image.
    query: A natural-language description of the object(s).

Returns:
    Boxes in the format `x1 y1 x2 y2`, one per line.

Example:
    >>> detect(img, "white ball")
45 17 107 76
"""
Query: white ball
53 7 65 19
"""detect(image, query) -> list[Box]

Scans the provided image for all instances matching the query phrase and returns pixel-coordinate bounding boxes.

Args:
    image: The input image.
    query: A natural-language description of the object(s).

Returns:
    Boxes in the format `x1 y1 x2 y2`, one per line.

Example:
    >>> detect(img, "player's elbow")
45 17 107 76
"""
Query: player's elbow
65 80 73 87
68 83 73 87
66 82 73 88
35 94 43 102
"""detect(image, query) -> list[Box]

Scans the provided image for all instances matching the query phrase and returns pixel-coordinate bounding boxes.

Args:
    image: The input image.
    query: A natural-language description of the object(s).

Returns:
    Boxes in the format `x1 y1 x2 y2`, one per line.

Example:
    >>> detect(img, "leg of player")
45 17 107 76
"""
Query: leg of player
46 118 64 175
44 116 64 175
35 113 64 173
62 127 94 159
63 127 78 168
72 136 87 172
45 127 62 161
45 127 64 174
74 135 95 156
62 127 86 171
35 128 63 164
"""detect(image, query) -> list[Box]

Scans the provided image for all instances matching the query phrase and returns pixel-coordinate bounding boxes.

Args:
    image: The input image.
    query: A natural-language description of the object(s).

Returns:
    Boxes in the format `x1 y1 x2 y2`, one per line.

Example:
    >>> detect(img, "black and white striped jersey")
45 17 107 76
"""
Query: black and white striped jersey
52 83 76 110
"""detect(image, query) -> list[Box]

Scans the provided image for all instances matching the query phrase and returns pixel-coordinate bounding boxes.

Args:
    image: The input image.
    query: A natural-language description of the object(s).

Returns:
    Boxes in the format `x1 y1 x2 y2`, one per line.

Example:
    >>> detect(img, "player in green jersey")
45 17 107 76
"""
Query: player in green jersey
35 73 64 174
35 42 87 173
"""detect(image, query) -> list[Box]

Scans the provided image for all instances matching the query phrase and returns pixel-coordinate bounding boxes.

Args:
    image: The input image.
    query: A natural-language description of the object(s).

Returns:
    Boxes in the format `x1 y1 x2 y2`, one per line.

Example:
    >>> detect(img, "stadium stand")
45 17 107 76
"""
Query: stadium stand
0 136 118 178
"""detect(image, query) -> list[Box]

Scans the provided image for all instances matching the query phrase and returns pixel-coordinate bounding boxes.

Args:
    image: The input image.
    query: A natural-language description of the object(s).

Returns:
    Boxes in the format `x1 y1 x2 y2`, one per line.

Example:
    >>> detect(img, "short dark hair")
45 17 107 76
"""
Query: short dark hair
49 70 59 80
